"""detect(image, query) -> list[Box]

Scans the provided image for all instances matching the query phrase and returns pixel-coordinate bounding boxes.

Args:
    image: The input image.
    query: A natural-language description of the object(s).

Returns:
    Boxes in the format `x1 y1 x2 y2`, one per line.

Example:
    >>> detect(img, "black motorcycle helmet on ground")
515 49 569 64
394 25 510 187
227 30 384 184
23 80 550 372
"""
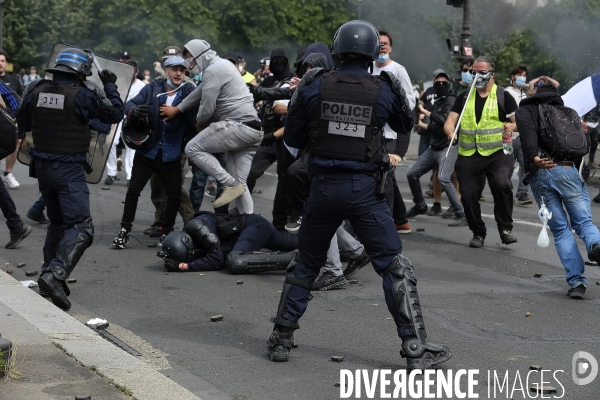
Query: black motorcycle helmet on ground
46 48 94 77
332 20 381 61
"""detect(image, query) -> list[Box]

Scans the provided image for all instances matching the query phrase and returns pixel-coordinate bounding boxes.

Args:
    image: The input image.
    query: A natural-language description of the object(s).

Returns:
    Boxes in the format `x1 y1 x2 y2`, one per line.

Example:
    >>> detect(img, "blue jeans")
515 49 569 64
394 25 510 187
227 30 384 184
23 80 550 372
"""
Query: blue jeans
189 153 227 213
529 166 600 288
28 196 46 215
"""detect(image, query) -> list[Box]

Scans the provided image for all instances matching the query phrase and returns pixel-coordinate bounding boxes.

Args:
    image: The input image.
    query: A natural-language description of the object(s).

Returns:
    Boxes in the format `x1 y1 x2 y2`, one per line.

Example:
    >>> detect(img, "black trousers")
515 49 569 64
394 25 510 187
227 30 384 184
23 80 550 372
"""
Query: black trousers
455 150 513 237
287 157 309 215
386 169 408 226
247 144 277 193
589 127 599 162
272 139 295 229
121 151 182 233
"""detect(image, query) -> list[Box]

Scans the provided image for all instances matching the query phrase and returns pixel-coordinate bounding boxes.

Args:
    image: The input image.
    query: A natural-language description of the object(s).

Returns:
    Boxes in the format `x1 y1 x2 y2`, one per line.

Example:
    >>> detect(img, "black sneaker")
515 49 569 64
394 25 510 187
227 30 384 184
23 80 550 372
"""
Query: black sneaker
343 250 370 278
441 206 455 219
448 214 468 227
427 202 442 216
567 285 586 299
267 329 294 362
594 192 600 203
26 211 50 224
588 243 600 264
424 189 434 198
500 230 518 245
5 222 33 249
469 235 485 248
313 271 347 291
406 204 428 218
111 228 130 249
144 224 163 237
285 213 302 233
104 175 116 185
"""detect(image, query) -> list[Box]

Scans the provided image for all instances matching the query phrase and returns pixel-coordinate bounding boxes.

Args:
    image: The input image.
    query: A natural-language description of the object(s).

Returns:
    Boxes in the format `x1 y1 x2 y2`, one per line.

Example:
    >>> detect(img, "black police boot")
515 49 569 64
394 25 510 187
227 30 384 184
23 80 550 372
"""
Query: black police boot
267 328 295 362
382 255 452 370
38 269 71 310
593 192 600 203
401 337 452 371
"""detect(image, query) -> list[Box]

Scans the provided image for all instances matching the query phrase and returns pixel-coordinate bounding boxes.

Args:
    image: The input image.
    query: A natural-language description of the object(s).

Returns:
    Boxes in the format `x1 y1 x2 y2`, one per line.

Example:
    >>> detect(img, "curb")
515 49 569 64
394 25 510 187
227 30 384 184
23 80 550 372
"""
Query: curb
0 270 203 400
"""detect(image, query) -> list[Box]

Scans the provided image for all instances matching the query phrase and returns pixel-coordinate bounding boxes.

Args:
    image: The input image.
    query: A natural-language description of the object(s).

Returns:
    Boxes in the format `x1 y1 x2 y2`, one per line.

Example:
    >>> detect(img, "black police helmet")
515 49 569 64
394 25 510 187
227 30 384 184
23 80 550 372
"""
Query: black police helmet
47 48 93 76
160 231 195 262
332 20 380 60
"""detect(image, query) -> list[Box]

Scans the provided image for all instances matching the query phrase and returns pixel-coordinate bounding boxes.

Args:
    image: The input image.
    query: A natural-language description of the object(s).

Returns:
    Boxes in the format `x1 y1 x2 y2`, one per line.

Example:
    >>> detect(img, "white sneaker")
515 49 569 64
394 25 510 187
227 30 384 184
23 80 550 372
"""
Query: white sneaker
3 173 19 189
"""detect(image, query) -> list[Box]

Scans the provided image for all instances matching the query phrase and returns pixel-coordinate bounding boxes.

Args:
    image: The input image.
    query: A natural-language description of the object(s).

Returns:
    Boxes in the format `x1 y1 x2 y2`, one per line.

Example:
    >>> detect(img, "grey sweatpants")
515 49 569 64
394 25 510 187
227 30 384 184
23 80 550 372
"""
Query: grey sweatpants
185 120 263 214
323 225 364 277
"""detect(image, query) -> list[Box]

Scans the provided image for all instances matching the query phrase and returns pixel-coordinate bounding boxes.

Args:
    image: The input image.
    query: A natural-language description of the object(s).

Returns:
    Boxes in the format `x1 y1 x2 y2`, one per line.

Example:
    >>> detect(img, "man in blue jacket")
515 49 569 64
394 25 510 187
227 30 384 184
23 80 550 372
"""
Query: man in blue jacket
265 21 452 370
112 56 198 249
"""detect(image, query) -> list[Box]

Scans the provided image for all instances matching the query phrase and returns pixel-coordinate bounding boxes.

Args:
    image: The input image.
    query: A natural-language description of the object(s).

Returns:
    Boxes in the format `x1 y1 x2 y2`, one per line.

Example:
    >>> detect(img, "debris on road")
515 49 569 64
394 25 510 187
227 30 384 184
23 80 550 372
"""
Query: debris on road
417 228 425 232
211 315 224 322
101 187 110 190
87 318 109 330
20 280 37 287
529 365 542 371
533 273 542 278
17 263 26 268
6 269 12 274
147 243 157 248
25 271 38 277
67 278 77 283
237 281 244 285
331 356 344 362
526 312 531 317
585 260 597 266
349 279 358 284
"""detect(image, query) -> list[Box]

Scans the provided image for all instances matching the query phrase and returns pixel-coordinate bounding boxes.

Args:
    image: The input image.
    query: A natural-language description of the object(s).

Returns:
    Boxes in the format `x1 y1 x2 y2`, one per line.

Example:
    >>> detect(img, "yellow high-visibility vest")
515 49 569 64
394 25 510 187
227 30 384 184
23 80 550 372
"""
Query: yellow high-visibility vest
458 85 504 156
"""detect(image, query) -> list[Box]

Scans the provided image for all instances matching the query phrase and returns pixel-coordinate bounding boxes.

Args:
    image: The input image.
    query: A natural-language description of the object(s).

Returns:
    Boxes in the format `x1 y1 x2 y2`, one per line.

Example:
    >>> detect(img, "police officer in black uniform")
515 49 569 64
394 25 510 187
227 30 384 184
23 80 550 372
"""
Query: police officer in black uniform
16 48 124 310
266 21 452 370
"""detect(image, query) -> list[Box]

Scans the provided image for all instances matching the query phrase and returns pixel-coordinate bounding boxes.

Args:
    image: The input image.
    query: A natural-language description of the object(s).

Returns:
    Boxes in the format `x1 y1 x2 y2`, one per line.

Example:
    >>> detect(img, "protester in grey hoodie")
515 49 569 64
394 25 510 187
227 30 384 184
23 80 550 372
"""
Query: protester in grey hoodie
160 39 263 214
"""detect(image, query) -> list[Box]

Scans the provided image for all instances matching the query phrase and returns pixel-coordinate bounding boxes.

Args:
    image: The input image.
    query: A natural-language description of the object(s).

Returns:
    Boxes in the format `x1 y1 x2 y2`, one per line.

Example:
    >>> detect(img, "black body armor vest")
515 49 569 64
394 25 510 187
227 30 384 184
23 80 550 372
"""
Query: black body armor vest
196 212 247 253
308 71 385 165
258 80 289 135
31 81 91 155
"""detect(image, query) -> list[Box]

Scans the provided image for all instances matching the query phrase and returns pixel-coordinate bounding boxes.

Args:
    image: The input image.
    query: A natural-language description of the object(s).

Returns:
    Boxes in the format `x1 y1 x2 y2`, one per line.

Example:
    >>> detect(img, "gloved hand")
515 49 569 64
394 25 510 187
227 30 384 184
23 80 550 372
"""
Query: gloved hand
260 132 276 147
163 258 182 272
129 104 150 121
99 69 118 85
246 83 255 95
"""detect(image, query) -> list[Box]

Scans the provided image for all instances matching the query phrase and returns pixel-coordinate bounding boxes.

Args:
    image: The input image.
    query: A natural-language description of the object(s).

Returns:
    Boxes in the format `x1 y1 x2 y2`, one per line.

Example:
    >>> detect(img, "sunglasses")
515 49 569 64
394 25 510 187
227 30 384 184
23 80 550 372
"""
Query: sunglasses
470 70 494 75
462 68 473 73
434 81 449 85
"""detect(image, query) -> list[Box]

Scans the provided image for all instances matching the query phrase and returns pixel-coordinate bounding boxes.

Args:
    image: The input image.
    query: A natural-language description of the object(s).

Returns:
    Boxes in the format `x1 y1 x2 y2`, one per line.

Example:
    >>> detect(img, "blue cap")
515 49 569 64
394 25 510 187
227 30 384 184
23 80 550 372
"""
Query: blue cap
164 55 188 68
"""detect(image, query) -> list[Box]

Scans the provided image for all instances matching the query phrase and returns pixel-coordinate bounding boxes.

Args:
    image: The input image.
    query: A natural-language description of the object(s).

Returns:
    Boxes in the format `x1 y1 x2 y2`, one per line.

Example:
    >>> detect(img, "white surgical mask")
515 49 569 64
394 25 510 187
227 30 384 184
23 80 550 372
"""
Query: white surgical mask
238 65 244 73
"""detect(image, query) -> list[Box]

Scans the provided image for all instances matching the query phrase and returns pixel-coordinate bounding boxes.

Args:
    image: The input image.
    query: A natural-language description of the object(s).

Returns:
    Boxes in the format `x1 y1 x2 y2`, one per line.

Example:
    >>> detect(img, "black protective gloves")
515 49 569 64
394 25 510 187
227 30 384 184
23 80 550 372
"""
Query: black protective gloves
99 69 118 85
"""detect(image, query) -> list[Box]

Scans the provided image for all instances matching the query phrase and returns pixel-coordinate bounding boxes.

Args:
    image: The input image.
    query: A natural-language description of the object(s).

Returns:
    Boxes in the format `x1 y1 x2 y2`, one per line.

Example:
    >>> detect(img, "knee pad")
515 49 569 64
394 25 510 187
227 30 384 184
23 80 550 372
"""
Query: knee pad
226 250 297 275
184 218 220 252
73 218 94 247
381 255 426 342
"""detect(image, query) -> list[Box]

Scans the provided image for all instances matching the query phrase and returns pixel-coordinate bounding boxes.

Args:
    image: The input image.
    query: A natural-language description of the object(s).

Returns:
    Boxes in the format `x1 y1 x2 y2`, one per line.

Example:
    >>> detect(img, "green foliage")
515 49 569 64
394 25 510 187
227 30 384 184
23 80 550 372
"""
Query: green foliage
0 349 5 373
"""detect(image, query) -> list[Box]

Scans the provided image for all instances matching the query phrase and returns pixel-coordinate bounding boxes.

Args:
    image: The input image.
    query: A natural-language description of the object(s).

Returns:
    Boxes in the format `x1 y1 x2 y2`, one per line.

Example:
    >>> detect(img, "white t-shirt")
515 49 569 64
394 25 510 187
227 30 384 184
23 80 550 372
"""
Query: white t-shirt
372 60 416 139
504 85 527 138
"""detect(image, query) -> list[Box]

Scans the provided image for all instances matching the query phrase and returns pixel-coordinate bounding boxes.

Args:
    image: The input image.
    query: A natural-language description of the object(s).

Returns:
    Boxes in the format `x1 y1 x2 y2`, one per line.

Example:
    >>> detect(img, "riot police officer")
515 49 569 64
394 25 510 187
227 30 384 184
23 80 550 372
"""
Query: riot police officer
266 21 452 370
16 48 124 310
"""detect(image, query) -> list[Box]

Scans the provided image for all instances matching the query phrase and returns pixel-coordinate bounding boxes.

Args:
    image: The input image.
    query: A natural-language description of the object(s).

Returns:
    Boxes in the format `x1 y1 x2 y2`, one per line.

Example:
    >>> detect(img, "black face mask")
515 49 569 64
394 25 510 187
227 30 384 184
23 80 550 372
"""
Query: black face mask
434 84 450 97
270 60 286 75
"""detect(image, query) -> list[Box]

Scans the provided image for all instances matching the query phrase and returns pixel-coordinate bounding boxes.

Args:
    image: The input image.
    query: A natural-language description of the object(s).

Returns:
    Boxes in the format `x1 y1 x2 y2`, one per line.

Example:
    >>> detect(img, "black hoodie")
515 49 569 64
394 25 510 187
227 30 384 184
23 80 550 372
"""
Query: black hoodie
516 91 580 176
261 48 293 88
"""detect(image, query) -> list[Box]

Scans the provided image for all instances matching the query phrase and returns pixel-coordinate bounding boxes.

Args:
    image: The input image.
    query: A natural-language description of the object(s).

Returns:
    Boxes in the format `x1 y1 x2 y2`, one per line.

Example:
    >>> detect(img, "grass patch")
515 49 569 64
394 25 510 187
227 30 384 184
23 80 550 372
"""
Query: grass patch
89 364 97 371
109 379 133 396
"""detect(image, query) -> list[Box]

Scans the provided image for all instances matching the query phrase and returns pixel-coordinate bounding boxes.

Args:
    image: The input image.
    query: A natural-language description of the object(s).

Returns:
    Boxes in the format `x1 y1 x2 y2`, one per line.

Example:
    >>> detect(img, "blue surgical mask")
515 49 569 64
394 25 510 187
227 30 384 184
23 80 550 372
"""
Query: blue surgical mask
515 76 526 87
194 73 202 83
377 54 389 63
462 71 473 85
166 79 183 90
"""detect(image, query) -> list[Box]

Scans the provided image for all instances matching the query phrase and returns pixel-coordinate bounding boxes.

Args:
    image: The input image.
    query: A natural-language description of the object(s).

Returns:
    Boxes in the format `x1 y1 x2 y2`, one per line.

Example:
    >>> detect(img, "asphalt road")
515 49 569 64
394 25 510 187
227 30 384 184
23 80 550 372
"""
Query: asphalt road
2 156 600 400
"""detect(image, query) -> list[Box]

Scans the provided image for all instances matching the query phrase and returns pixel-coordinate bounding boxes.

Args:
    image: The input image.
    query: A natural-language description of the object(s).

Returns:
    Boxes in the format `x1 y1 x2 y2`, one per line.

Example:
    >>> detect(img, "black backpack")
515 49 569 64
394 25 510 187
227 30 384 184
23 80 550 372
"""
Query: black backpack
538 104 588 159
